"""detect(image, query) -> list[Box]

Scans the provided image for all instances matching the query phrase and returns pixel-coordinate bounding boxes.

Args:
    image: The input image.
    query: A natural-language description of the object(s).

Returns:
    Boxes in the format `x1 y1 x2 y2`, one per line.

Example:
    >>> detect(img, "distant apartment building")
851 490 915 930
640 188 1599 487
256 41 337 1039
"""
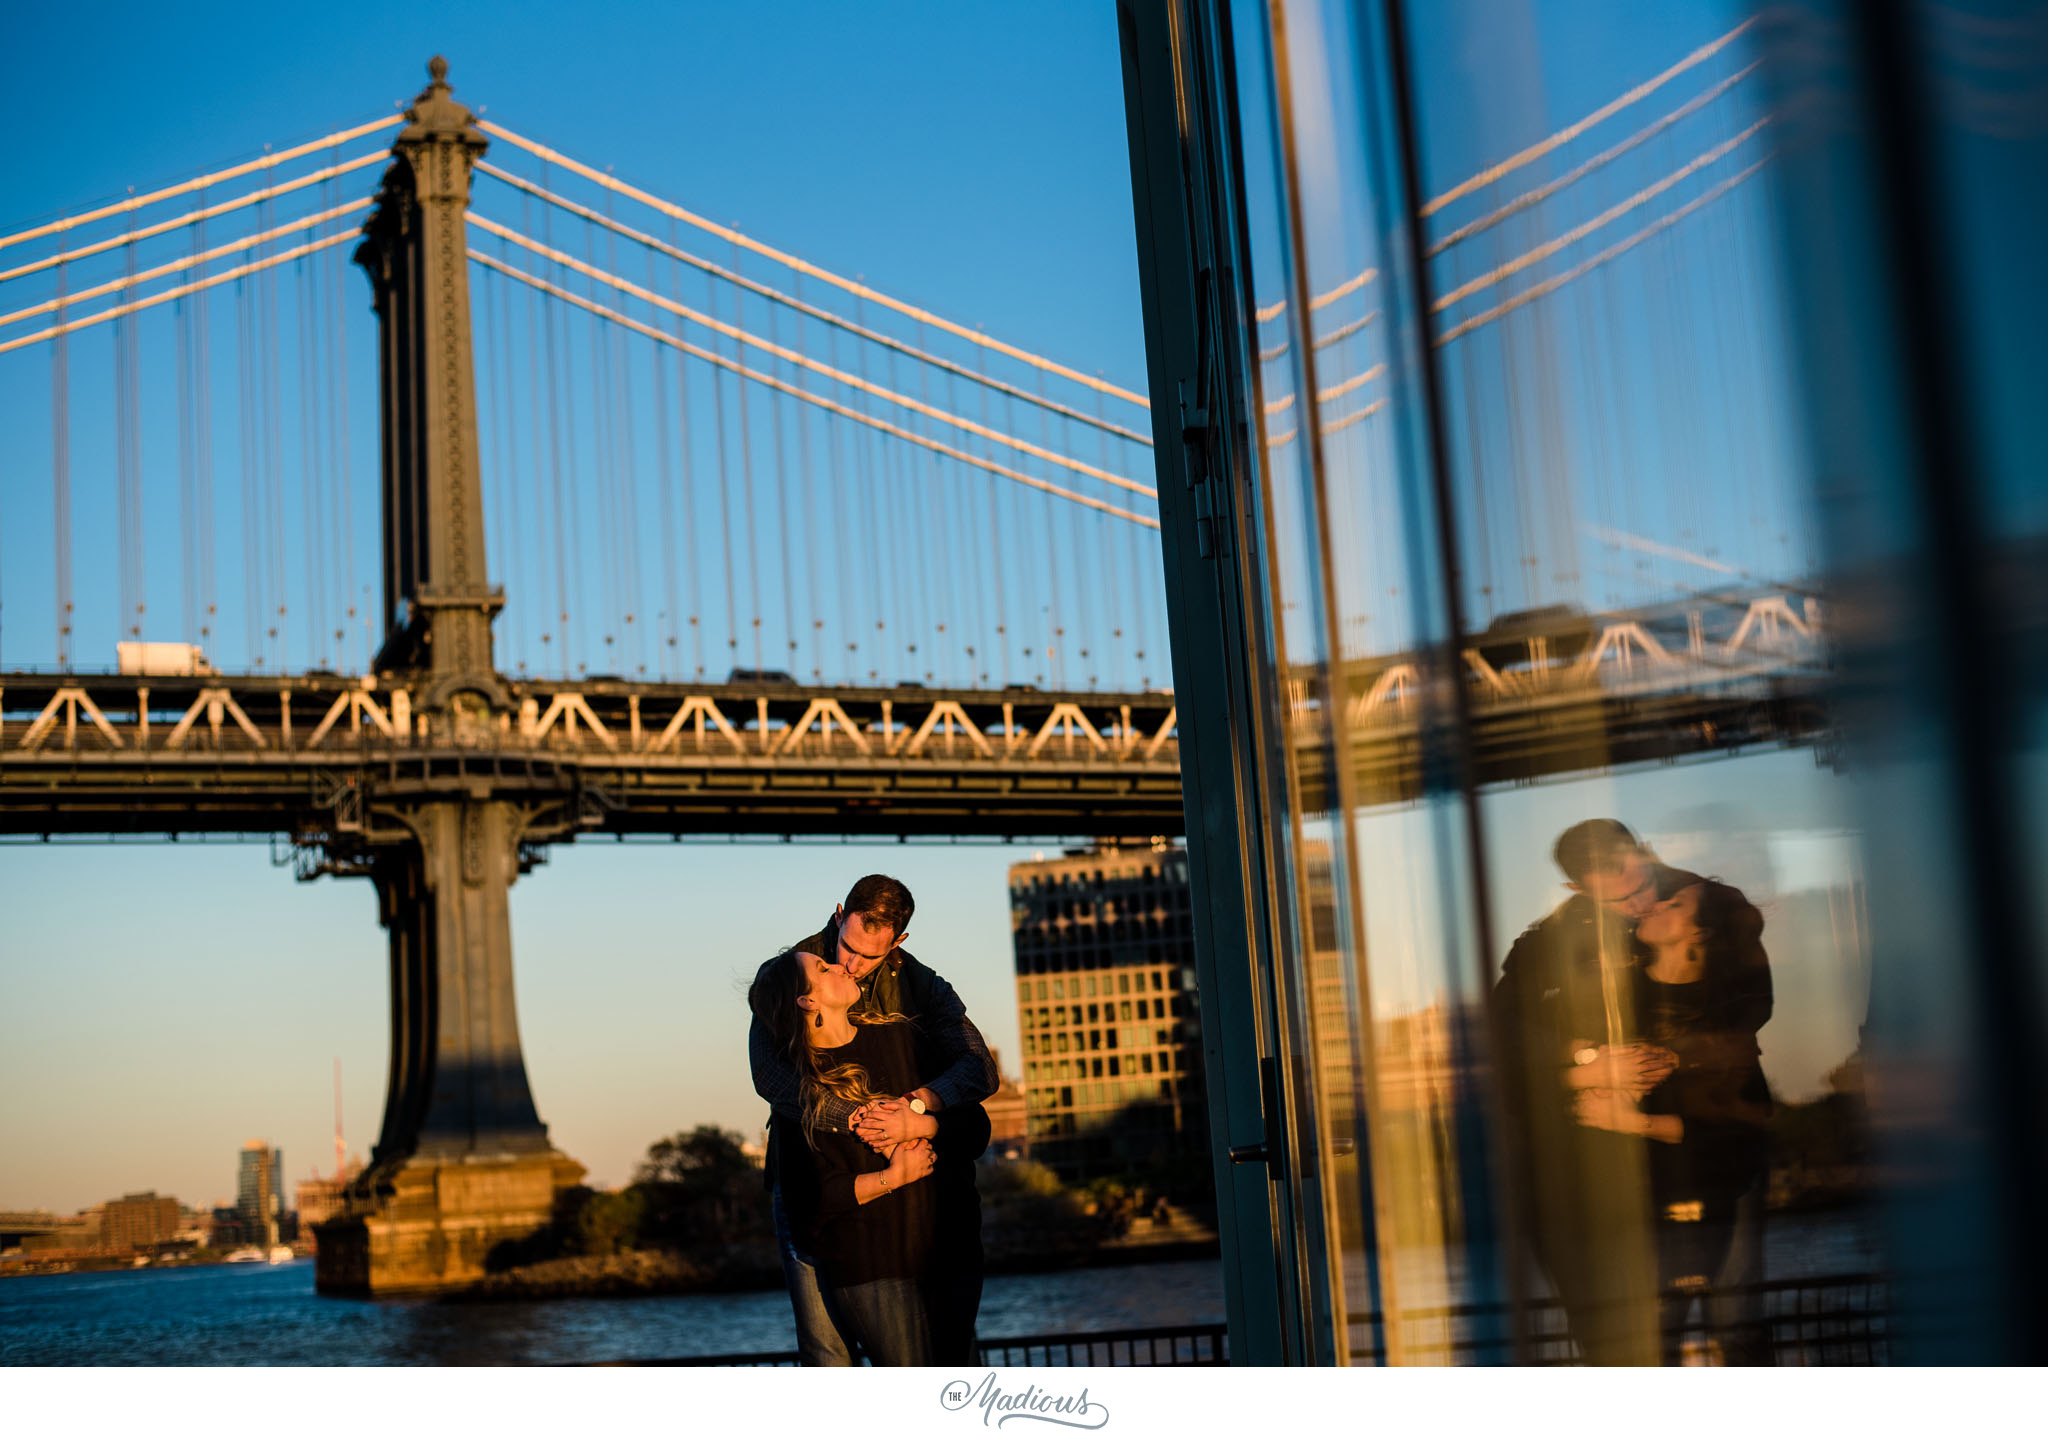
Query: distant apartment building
236 1140 286 1247
1009 842 1207 1178
96 1192 180 1251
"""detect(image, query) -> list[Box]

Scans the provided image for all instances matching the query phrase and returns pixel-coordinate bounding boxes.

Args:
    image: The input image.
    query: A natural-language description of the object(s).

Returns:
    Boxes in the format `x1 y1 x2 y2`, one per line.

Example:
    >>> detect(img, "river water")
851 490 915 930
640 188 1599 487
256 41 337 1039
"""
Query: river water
2 1206 1877 1366
0 1257 1228 1366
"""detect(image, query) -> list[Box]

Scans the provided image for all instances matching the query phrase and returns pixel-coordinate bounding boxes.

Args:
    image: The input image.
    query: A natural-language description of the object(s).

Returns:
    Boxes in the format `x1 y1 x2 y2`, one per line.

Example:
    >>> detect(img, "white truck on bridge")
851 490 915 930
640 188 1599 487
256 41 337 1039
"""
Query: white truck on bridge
115 642 215 677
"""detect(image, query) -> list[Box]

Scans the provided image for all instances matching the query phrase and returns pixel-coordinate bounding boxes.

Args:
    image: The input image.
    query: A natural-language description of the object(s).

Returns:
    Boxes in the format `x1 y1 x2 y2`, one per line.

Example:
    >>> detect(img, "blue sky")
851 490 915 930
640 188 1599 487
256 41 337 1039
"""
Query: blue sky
0 0 1147 1212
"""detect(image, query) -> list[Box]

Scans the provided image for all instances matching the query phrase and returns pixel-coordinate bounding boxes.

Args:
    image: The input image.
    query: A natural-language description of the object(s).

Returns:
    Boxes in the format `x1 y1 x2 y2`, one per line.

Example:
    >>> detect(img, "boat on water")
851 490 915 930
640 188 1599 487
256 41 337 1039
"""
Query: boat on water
267 1246 294 1264
223 1246 294 1264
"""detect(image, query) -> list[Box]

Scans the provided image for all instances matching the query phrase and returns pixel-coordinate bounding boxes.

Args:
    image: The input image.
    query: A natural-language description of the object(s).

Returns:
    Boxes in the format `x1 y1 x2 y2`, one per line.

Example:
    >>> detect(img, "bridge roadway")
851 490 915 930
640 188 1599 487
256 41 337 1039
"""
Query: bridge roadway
0 678 1186 842
0 588 1835 846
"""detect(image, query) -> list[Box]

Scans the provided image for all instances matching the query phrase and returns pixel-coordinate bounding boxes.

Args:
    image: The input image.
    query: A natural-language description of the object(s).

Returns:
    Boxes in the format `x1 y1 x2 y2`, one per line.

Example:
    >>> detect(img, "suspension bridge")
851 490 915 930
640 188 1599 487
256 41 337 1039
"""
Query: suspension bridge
0 27 1831 1293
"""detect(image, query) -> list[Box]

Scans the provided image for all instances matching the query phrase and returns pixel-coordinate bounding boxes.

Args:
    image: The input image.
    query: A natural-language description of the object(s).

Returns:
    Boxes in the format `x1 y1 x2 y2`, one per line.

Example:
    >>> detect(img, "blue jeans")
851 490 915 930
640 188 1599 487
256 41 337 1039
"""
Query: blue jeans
774 1184 853 1366
833 1276 933 1366
1656 1179 1769 1365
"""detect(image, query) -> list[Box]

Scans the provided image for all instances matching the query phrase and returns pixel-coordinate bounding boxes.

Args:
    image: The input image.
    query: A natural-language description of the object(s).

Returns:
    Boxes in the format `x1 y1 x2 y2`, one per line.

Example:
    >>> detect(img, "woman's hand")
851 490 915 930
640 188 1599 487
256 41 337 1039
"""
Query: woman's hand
854 1097 938 1150
1574 1087 1634 1133
885 1137 936 1189
1563 1042 1677 1096
1574 1088 1684 1144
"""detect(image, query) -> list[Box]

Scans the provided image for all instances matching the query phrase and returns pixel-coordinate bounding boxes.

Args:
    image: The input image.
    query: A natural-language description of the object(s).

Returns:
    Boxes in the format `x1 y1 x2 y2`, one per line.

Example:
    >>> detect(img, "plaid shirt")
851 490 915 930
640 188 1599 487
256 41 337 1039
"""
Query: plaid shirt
749 918 1000 1138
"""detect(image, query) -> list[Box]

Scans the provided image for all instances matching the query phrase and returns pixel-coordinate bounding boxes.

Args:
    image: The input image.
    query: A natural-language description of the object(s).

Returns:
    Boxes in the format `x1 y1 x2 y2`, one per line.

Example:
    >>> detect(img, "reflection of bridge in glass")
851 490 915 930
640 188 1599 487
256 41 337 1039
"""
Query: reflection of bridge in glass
1297 583 1831 793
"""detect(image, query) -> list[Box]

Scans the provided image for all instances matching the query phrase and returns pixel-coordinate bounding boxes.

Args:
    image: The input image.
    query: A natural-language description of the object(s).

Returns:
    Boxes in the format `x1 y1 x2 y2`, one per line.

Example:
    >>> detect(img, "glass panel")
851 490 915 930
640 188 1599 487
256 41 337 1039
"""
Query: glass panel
1404 3 1871 1366
1215 0 1902 1363
1129 0 2046 1364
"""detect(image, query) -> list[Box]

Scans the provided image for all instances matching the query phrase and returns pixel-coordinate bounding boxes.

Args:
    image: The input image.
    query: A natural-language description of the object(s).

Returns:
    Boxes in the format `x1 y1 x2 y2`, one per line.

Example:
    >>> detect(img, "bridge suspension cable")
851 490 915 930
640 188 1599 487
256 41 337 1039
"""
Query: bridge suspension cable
0 199 371 329
0 150 386 286
0 228 359 356
467 213 1151 497
1255 15 1758 326
473 160 1152 447
0 117 399 253
1433 156 1771 347
476 120 1150 409
470 245 1159 528
1422 17 1754 216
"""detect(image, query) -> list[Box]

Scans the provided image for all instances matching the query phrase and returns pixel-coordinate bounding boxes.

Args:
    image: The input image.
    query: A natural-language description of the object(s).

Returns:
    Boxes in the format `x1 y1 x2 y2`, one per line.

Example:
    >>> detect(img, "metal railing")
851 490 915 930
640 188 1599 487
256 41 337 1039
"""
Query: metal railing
629 1322 1229 1368
1350 1273 1888 1365
639 1274 1886 1367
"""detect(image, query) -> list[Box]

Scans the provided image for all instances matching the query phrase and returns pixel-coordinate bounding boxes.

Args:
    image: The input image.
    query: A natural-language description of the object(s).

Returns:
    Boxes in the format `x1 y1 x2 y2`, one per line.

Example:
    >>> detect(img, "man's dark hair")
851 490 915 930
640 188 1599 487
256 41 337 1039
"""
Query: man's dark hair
843 873 915 938
1552 819 1643 884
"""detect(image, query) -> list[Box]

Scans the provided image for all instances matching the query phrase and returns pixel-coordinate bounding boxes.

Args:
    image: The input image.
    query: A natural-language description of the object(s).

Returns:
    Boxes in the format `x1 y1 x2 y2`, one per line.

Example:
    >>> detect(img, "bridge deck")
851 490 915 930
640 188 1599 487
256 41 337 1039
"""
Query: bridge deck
0 643 1830 840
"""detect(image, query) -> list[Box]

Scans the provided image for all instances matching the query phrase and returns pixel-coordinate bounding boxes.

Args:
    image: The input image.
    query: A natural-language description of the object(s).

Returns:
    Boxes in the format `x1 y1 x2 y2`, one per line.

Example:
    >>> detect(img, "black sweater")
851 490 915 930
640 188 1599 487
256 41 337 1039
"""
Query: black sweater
773 1022 990 1288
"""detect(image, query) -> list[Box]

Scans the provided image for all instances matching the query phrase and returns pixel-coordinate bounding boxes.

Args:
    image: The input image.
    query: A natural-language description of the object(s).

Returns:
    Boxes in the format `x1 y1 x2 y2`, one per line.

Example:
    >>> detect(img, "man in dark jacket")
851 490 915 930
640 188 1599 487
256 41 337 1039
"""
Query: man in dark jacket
749 873 999 1365
1493 820 1703 1363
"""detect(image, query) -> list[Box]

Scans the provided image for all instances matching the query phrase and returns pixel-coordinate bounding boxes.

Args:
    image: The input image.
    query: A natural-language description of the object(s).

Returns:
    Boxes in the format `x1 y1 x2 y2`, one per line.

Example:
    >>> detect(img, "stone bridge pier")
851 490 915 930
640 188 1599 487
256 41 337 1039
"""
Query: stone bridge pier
312 58 582 1295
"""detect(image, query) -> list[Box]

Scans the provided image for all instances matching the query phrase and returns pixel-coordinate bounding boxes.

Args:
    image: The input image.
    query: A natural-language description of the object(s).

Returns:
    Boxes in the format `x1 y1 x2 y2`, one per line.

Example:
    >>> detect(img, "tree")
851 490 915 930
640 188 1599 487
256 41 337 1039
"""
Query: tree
637 1125 754 1184
634 1125 767 1247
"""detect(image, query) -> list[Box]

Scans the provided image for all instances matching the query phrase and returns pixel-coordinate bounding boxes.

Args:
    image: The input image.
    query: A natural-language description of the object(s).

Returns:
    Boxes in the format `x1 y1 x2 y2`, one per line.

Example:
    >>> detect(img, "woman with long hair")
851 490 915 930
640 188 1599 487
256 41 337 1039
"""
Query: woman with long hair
1574 874 1774 1362
747 944 966 1365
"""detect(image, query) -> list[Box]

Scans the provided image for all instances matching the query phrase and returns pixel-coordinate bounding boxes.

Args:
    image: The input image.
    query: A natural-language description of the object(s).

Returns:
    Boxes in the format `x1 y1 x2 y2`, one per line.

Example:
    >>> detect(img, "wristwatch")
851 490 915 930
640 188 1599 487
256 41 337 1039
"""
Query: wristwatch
908 1097 928 1115
1573 1047 1599 1066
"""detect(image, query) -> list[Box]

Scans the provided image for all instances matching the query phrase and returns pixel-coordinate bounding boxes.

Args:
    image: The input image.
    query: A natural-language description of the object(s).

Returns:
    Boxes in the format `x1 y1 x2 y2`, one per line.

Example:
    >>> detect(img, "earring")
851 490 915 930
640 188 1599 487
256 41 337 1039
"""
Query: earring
814 1011 824 1028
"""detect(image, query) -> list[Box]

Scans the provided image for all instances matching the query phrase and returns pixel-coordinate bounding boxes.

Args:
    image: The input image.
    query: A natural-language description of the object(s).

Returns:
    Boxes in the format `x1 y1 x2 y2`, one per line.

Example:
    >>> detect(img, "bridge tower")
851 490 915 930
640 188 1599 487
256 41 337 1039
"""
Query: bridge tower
315 58 583 1296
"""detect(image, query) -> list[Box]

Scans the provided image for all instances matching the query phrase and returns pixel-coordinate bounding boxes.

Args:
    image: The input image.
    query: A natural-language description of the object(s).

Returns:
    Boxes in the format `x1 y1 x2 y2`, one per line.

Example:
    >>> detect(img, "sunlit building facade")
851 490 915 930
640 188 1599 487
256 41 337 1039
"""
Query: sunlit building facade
96 1192 179 1251
236 1140 285 1248
1121 0 2048 1365
1011 843 1208 1176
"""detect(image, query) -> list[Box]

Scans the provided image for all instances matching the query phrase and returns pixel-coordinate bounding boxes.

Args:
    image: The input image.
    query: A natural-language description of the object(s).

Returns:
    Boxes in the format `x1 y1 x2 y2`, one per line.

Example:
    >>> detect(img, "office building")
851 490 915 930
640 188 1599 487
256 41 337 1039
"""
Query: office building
236 1140 285 1248
1009 842 1207 1177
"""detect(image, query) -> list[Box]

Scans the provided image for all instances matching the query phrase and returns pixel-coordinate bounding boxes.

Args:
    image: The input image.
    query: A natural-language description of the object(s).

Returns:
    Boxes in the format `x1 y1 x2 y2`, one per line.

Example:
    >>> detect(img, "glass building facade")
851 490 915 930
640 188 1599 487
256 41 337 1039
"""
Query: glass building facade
1010 843 1210 1176
1119 0 2048 1364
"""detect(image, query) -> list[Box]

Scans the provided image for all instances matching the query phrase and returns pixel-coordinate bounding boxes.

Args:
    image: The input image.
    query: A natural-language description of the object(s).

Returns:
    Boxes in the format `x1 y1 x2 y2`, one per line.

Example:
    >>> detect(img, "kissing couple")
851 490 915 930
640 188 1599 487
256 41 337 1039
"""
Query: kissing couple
747 874 999 1365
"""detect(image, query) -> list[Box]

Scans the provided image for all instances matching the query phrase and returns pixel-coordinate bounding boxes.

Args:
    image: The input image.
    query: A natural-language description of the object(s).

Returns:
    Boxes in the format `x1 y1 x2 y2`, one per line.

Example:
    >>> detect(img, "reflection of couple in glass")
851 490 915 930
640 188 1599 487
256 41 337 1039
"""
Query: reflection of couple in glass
747 875 996 1365
1494 819 1774 1365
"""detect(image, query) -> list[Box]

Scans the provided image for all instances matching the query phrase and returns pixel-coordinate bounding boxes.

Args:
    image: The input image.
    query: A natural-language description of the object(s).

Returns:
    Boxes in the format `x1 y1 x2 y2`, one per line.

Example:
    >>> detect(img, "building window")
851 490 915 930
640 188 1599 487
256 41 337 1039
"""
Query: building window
1120 1000 1133 1021
1118 974 1132 994
1087 1003 1099 1022
1056 1033 1069 1053
1109 1057 1121 1077
1106 1028 1119 1050
1151 970 1164 990
1059 1087 1072 1109
1089 1030 1101 1050
1142 1054 1154 1073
